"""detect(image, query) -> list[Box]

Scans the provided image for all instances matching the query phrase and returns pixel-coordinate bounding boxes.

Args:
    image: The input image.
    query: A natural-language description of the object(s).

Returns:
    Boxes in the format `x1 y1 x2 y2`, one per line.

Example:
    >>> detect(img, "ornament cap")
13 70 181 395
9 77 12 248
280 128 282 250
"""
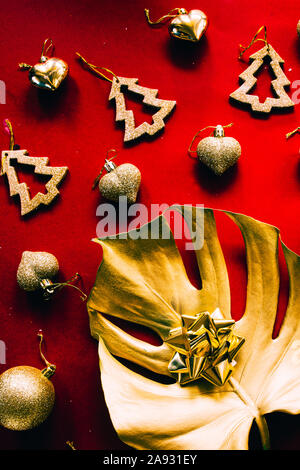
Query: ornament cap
214 125 225 137
40 278 56 300
104 159 117 173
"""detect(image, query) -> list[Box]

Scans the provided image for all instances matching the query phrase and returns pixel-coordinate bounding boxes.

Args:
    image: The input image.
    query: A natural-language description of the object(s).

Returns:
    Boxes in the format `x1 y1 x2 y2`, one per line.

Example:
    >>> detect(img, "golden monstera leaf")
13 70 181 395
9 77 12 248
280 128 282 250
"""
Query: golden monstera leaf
87 206 300 450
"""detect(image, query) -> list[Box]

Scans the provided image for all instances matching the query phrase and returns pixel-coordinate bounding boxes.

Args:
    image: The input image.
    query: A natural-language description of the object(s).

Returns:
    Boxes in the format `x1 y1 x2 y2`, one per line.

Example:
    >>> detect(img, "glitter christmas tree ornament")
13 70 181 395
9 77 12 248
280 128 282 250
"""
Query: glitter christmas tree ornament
189 123 241 175
76 53 176 143
93 150 141 204
297 20 300 37
0 333 55 431
144 7 208 42
230 26 294 114
19 38 68 91
17 251 87 301
1 120 68 216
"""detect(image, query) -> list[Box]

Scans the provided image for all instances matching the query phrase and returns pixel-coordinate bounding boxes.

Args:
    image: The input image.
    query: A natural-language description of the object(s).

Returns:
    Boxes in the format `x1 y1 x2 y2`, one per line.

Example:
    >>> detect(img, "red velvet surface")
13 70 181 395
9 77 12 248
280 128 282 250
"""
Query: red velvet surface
0 0 300 450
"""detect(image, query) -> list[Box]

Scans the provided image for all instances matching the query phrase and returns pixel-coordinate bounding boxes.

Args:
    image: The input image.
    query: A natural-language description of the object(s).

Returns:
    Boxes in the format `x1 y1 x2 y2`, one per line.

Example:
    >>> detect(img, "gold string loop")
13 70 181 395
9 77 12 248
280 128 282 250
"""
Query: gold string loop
1 119 16 175
38 332 56 379
188 123 234 156
66 441 76 450
49 273 87 302
18 62 33 70
19 38 54 70
76 53 119 84
239 26 269 60
41 38 54 59
286 126 300 139
3 119 15 150
92 149 118 190
144 7 186 26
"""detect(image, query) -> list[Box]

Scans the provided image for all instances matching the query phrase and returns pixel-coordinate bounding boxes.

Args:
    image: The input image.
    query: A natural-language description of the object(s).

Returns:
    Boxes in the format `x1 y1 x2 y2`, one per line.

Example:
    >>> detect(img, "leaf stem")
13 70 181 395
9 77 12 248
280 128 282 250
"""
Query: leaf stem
229 377 270 450
255 414 271 450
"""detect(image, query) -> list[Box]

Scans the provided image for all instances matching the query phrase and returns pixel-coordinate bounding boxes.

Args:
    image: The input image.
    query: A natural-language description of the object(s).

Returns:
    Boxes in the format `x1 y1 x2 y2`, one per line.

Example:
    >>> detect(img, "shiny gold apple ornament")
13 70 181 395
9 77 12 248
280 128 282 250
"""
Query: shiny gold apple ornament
19 38 68 91
189 124 241 175
145 7 208 42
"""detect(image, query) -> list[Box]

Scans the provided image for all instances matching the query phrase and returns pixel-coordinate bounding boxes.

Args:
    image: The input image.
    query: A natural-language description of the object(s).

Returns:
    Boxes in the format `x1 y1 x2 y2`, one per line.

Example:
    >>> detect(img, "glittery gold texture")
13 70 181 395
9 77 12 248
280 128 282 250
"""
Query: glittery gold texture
109 76 176 142
1 149 68 216
17 251 59 292
230 44 294 113
197 134 241 175
297 20 300 37
165 308 245 386
99 163 141 204
0 366 55 431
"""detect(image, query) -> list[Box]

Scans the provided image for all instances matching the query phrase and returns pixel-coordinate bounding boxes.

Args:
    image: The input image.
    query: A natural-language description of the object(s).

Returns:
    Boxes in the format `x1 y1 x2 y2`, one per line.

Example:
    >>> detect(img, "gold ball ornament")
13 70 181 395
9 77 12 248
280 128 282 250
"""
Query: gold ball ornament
0 334 56 431
0 366 55 431
297 20 300 38
195 125 241 175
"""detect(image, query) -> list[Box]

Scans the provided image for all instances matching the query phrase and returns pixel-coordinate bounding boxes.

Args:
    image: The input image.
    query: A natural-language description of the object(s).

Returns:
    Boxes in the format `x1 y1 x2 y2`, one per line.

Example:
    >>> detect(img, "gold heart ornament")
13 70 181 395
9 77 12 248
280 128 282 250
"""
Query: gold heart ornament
28 57 68 91
98 160 141 204
19 39 68 91
169 9 208 42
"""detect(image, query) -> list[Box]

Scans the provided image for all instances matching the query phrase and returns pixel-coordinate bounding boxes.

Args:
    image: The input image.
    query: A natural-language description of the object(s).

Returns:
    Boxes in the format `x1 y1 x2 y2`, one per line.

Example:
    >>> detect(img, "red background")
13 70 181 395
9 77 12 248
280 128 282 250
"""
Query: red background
0 0 300 450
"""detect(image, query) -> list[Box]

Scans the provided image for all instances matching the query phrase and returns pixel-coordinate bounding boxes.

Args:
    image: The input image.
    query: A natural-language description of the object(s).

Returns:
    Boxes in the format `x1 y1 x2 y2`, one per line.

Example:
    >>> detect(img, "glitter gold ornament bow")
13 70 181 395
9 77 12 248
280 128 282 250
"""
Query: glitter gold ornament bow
1 120 68 216
87 206 300 450
230 26 294 113
76 53 176 143
166 308 244 386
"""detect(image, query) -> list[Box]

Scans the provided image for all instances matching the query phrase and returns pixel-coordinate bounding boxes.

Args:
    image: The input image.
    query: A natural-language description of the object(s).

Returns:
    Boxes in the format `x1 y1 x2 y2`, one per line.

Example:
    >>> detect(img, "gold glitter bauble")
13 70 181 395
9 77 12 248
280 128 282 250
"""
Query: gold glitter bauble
17 251 59 292
0 366 55 431
297 20 300 37
99 162 141 204
196 125 241 175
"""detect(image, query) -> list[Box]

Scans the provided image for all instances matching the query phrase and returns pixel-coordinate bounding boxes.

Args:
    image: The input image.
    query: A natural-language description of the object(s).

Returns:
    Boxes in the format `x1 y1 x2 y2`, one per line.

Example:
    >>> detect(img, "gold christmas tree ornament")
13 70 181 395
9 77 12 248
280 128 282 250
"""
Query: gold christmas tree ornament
0 333 55 431
166 308 245 386
144 7 208 42
297 20 300 37
189 123 241 175
230 26 294 114
1 120 68 216
19 38 68 91
17 250 87 301
93 149 141 204
76 53 176 143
